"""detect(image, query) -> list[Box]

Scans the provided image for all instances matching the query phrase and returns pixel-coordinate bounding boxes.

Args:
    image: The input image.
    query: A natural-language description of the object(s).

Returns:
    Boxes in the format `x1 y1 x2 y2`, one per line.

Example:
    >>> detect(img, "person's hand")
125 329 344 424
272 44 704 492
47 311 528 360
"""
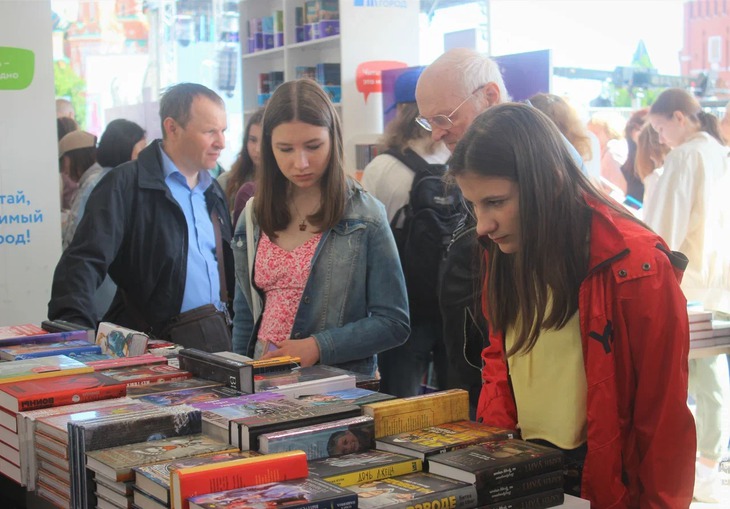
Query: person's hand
262 337 320 367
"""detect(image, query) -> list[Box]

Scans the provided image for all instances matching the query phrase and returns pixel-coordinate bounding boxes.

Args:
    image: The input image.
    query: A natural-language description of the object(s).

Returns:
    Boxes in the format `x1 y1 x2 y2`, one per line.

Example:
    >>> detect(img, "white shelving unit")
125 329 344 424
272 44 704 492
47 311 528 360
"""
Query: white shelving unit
239 0 420 173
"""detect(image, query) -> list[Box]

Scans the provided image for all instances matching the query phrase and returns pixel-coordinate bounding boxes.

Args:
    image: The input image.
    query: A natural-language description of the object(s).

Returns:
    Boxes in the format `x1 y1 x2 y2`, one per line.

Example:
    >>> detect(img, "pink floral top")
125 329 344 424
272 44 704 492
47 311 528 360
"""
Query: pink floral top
254 232 321 355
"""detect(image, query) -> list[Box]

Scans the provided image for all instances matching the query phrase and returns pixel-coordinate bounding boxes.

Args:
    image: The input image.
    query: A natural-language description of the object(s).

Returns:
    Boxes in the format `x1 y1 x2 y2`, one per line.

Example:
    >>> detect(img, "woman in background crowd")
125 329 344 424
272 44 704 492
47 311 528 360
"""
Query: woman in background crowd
57 116 80 211
619 108 648 207
451 103 694 507
231 79 409 375
218 108 264 223
529 93 593 166
634 123 670 214
587 111 629 194
645 87 730 504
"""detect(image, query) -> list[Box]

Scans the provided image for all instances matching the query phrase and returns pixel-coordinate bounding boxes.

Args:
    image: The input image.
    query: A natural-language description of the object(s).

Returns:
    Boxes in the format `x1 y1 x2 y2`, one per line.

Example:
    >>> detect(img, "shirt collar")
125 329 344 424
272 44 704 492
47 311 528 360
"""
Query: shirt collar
159 145 213 190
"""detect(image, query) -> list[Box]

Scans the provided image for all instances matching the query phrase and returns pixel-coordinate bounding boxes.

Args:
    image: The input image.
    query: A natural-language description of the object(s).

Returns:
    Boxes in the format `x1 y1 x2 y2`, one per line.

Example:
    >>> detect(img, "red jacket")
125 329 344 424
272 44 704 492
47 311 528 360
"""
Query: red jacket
476 197 696 509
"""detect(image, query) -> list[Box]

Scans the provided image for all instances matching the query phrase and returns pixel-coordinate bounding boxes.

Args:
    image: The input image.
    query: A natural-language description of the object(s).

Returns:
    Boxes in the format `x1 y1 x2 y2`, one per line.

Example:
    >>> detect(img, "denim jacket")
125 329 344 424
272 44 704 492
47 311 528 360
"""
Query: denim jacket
231 182 410 375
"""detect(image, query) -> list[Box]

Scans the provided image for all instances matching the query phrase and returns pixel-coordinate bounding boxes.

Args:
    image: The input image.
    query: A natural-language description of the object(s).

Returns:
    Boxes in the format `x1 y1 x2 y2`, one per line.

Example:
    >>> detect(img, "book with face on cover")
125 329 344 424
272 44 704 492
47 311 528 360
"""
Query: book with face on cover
308 449 423 487
349 471 478 509
85 433 238 482
134 451 259 505
187 476 357 509
375 420 516 461
362 389 470 438
258 415 374 460
171 450 309 509
427 439 564 489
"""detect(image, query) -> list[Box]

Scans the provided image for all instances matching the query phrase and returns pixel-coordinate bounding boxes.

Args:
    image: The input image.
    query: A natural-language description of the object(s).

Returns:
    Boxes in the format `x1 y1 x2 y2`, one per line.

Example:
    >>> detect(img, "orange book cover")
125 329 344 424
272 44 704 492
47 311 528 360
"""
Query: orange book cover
170 450 308 509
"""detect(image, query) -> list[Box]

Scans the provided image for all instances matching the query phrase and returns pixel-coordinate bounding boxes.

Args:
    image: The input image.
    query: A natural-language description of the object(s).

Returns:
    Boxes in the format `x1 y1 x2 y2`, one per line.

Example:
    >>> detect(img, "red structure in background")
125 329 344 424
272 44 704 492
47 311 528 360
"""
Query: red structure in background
680 0 730 91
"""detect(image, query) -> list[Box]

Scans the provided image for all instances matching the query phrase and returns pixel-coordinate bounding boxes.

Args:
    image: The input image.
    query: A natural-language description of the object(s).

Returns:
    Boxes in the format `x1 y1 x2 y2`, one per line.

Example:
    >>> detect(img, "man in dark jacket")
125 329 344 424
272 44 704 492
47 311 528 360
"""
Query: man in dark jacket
48 83 234 345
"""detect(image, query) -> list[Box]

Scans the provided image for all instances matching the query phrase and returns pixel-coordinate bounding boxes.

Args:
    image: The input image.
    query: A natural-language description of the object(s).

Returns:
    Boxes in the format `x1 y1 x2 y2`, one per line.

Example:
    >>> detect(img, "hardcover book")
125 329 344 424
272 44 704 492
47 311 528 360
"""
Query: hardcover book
362 389 470 438
295 387 395 407
427 439 564 489
308 449 423 487
86 354 168 371
0 354 93 385
229 399 362 451
135 385 241 407
178 348 254 393
478 487 565 509
95 322 149 357
375 420 516 461
259 415 375 460
99 364 192 387
86 433 238 482
95 482 131 508
171 450 309 509
133 451 257 505
213 351 302 374
0 329 89 346
0 371 128 412
0 323 46 340
477 470 564 505
126 377 223 397
0 338 101 361
350 471 478 508
187 477 357 509
253 365 357 398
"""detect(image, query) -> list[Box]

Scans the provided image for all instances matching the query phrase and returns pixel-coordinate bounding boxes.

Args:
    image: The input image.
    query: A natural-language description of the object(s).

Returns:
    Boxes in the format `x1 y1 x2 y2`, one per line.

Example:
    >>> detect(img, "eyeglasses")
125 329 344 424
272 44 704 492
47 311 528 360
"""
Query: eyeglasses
415 85 486 132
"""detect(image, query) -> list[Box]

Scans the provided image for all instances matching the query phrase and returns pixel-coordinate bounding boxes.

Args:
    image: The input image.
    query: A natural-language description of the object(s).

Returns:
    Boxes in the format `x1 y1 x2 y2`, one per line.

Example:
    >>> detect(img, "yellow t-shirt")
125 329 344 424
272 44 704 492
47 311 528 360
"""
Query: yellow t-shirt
505 308 587 449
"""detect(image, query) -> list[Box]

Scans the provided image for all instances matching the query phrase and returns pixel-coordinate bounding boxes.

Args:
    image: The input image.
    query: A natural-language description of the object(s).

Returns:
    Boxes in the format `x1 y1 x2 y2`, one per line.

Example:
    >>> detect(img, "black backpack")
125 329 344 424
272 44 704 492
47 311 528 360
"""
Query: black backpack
385 148 464 316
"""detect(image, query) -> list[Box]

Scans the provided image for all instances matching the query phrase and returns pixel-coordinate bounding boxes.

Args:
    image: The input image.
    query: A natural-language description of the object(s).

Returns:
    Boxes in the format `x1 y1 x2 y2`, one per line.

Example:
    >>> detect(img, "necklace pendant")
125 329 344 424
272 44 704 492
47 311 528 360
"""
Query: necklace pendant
299 221 307 232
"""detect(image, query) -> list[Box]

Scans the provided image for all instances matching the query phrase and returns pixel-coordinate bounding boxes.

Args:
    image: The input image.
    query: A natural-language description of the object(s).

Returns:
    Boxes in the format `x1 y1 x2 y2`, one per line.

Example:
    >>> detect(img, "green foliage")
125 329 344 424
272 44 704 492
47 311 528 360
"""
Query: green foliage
613 87 662 108
54 60 86 127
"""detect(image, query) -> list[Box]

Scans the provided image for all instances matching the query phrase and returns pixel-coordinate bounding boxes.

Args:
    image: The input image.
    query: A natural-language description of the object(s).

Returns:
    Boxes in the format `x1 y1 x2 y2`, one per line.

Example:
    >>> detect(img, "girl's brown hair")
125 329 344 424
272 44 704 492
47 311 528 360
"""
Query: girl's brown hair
255 79 346 238
529 93 593 161
650 88 725 144
225 108 264 211
635 124 670 181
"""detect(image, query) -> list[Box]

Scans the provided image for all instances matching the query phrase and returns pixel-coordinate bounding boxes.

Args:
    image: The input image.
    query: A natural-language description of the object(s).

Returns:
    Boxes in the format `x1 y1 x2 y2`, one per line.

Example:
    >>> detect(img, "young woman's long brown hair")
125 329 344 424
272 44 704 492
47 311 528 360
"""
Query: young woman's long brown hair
225 108 264 209
449 103 643 356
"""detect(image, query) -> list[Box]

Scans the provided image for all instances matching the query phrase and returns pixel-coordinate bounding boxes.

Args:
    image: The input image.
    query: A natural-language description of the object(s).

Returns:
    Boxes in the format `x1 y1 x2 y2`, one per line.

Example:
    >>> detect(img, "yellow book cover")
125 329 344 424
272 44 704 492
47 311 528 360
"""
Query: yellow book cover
0 355 93 385
362 389 469 438
309 449 422 487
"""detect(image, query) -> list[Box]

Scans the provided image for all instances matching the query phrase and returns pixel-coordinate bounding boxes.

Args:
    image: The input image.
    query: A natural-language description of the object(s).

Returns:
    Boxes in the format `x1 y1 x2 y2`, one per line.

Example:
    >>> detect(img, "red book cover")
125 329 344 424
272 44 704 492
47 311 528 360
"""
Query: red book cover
86 354 169 371
0 324 46 341
99 364 192 387
0 372 127 412
170 450 309 509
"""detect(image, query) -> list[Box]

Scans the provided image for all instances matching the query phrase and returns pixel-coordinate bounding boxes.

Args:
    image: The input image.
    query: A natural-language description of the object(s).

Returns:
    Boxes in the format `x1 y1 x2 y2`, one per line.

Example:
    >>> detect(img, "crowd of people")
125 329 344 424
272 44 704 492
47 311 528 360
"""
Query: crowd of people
47 47 730 507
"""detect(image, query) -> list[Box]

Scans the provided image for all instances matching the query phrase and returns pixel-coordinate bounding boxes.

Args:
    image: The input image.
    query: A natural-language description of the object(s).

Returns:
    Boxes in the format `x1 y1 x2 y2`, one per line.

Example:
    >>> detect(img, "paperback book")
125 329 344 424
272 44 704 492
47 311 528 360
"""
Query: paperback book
295 387 395 407
0 323 47 340
362 389 470 438
349 471 478 509
258 415 375 460
86 353 168 371
126 378 223 398
478 488 565 509
0 354 93 385
375 420 516 461
187 476 357 509
477 470 564 505
135 385 242 407
0 338 101 361
86 433 238 482
253 365 356 398
427 439 564 489
171 450 309 509
95 322 149 357
0 329 90 346
133 451 258 506
308 449 423 487
0 371 128 412
99 363 192 387
178 348 254 392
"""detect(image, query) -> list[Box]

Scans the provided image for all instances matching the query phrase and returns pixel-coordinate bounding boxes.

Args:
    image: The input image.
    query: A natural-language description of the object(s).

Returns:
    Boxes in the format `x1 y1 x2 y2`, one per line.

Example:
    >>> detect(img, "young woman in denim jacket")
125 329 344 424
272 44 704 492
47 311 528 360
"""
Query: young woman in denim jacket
231 79 410 376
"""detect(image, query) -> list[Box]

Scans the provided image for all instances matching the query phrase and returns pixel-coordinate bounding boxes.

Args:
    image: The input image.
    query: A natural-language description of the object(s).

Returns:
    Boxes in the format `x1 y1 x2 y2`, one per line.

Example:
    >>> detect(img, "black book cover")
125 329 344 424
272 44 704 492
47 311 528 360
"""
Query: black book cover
477 470 564 505
178 348 254 392
477 487 564 509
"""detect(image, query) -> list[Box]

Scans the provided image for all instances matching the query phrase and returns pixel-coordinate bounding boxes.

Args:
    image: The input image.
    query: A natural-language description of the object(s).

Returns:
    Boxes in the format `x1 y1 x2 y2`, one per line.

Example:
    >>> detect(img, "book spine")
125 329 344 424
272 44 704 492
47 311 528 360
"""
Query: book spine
17 383 127 411
477 470 564 504
12 344 101 360
178 353 253 393
477 488 565 509
0 329 90 345
477 454 565 486
322 458 422 487
392 482 478 509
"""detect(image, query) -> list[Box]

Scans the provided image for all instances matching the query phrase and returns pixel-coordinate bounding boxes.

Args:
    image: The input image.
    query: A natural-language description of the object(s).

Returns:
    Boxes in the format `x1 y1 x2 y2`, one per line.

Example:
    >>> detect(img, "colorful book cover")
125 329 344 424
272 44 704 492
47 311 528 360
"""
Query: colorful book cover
134 451 257 504
0 371 128 412
308 449 423 487
187 476 357 509
86 433 238 482
228 398 362 451
0 338 101 361
178 348 254 393
136 385 241 407
295 387 395 407
95 322 149 357
126 377 223 397
0 354 93 385
350 471 478 509
0 329 89 346
99 363 192 387
427 439 564 489
0 323 46 340
171 450 309 509
86 353 168 371
362 389 470 438
375 420 516 460
259 415 375 460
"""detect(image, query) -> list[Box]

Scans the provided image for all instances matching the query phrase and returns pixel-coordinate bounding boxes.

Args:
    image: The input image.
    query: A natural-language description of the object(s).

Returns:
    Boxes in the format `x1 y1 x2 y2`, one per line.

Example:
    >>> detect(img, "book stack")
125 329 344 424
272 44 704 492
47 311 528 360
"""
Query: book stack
688 306 730 350
253 365 358 398
428 439 565 508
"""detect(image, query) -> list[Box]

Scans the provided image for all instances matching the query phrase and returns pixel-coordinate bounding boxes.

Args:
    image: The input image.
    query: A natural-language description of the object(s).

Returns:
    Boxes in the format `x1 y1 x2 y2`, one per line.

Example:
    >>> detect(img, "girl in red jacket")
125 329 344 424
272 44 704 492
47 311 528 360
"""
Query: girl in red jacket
449 103 696 508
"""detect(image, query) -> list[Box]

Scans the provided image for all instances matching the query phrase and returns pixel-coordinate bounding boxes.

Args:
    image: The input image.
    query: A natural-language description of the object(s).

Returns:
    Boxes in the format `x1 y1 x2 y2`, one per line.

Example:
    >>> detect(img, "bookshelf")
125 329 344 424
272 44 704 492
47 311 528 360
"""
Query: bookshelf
238 0 420 173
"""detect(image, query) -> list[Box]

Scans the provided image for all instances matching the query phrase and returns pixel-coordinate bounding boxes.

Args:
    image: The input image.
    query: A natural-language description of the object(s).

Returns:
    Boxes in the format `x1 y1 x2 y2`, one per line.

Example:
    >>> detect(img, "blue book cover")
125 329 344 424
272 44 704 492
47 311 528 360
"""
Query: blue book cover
0 339 102 360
